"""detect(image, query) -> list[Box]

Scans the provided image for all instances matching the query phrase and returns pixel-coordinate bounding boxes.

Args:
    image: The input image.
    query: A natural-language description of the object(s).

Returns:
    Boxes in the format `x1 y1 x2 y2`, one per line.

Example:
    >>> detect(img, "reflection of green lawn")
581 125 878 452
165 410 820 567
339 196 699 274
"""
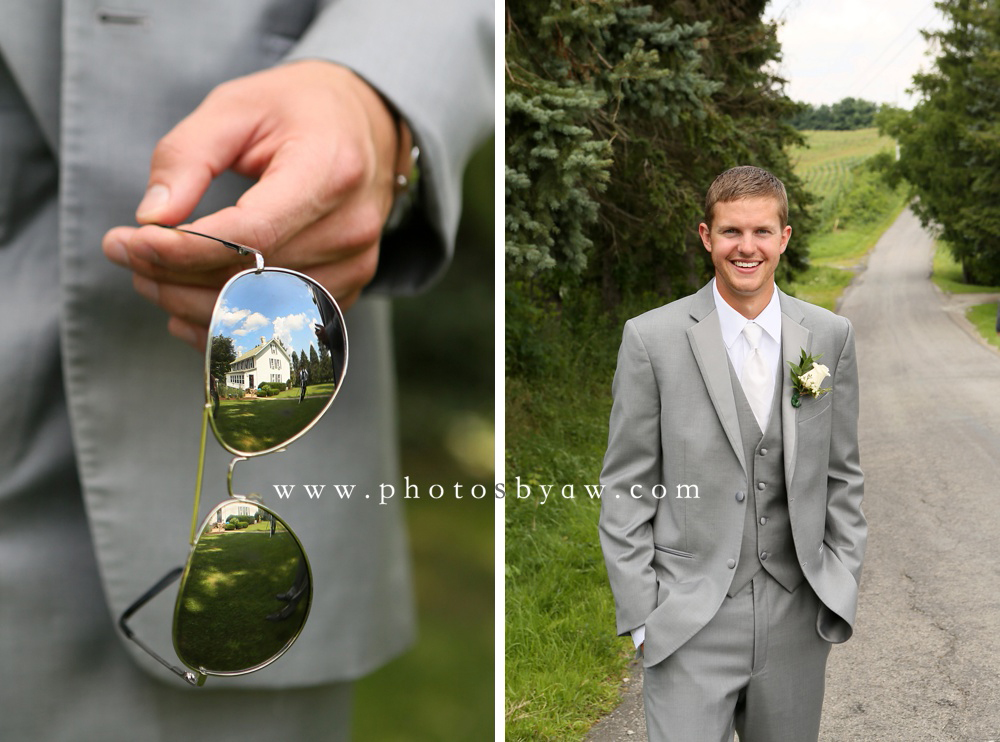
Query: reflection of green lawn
212 391 331 452
174 529 308 673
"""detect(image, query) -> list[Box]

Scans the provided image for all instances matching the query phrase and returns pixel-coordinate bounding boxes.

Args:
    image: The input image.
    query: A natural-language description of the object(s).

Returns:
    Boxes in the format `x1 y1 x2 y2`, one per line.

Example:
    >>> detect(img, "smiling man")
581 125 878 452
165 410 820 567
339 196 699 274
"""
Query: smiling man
599 166 867 741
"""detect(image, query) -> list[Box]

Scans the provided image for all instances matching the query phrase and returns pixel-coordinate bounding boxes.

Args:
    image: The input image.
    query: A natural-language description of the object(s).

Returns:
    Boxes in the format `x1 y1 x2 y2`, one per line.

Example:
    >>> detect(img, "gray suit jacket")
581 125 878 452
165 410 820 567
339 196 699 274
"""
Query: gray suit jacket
599 282 867 668
0 0 492 689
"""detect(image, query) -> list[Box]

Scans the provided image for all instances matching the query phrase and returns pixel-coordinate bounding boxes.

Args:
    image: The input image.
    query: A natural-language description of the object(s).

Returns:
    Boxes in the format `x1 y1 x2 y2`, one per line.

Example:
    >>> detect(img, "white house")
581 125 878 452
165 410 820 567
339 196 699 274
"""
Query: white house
225 336 292 390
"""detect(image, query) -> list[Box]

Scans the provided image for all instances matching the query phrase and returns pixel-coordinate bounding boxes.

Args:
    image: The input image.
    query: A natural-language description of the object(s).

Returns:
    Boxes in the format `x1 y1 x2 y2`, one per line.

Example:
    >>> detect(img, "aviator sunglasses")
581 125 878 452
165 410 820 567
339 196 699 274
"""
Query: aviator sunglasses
119 226 348 686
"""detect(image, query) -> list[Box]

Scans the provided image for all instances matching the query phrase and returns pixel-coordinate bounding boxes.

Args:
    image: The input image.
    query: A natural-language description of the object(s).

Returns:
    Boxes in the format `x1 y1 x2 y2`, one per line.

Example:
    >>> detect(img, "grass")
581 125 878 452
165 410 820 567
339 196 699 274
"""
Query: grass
505 340 628 741
212 384 334 452
966 303 1000 350
175 527 308 672
789 128 895 178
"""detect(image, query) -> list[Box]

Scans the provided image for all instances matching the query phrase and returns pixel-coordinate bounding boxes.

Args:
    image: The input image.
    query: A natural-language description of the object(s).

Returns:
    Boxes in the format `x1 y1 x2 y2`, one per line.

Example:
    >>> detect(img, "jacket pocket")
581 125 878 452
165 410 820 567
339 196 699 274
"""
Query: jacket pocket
653 544 694 559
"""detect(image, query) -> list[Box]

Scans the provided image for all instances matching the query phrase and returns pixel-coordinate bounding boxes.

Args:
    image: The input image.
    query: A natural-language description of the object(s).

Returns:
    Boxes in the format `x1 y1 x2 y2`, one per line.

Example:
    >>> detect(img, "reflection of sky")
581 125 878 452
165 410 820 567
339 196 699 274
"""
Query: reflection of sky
213 272 321 358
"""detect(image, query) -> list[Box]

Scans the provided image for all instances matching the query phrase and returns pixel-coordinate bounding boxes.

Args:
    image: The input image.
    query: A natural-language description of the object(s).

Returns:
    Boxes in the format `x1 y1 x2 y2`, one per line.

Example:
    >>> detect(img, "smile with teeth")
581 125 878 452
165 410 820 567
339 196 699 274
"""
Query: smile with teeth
733 260 761 268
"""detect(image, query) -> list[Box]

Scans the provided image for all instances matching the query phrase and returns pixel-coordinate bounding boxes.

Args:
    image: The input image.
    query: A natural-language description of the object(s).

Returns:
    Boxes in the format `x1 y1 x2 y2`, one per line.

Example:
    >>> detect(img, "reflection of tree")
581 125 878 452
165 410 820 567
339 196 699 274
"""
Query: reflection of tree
210 336 237 381
308 344 319 383
318 343 333 383
174 526 309 673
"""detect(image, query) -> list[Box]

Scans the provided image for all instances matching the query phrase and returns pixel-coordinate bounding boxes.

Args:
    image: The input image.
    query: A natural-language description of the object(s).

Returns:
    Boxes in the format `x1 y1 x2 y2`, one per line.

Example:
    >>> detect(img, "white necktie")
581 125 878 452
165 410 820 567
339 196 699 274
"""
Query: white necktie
741 322 772 431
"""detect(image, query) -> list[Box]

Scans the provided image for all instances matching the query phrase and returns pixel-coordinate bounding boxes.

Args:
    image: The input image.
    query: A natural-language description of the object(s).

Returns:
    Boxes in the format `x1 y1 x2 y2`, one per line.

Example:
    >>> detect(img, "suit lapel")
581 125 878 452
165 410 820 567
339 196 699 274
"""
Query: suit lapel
778 290 810 487
686 284 746 476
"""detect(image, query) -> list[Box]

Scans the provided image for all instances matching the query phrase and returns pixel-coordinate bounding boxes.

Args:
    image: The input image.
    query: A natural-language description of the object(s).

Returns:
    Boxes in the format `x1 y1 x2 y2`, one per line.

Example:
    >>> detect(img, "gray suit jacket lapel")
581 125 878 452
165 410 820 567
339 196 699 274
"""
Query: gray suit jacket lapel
687 283 746 476
779 290 810 487
686 284 812 484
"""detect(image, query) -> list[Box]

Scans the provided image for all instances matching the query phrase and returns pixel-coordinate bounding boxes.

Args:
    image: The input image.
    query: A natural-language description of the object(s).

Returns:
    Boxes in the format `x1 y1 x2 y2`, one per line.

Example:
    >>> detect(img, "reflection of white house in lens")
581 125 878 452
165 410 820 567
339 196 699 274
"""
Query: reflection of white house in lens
225 336 291 390
213 501 260 524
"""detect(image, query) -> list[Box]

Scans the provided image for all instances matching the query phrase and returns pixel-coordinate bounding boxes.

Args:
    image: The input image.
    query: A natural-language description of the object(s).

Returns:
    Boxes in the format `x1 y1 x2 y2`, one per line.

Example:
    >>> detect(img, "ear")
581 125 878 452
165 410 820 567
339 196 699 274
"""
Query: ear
698 222 712 252
779 225 792 254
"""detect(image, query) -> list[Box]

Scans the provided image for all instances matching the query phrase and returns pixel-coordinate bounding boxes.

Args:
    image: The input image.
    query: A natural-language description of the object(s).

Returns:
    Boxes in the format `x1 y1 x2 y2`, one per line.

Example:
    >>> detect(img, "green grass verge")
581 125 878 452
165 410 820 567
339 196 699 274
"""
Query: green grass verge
506 355 629 741
966 303 1000 350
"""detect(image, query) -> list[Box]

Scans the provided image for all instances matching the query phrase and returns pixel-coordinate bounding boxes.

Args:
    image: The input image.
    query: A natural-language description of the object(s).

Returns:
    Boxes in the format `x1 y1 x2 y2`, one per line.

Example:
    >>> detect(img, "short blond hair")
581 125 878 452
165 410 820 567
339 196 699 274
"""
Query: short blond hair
704 166 788 227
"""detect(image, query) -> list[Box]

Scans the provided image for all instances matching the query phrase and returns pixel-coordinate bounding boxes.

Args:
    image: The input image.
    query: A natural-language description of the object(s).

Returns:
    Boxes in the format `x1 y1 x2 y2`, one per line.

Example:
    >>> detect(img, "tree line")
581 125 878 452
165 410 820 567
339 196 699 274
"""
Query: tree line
789 97 883 131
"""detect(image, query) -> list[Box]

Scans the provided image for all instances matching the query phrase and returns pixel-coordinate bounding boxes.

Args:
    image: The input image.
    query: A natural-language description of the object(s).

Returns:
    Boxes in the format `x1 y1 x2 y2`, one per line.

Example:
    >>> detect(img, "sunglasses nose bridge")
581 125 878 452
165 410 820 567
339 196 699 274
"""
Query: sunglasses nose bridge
226 453 286 500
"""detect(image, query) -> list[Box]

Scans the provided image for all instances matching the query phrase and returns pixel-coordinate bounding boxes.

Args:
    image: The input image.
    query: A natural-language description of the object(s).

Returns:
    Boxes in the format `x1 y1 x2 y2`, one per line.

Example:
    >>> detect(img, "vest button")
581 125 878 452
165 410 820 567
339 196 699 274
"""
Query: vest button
727 559 736 569
735 491 745 502
759 448 768 456
760 551 769 561
757 482 766 491
759 517 767 525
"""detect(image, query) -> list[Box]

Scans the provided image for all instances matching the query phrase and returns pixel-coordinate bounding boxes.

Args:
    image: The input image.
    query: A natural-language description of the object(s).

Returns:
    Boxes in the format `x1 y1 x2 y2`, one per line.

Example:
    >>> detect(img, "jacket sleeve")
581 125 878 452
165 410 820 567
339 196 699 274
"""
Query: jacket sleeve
821 319 868 637
285 0 495 294
599 320 662 637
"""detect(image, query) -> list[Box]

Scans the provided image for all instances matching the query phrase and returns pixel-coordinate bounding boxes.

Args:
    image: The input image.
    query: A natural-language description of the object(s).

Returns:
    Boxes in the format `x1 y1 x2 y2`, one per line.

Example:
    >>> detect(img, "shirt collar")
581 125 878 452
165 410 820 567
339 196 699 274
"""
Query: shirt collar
712 278 782 350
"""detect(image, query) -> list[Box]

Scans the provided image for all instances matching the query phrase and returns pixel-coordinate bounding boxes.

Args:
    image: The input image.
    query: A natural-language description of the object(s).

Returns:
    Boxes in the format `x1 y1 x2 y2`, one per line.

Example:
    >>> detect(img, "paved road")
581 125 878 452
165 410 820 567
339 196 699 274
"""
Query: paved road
825 208 1000 740
585 208 1000 741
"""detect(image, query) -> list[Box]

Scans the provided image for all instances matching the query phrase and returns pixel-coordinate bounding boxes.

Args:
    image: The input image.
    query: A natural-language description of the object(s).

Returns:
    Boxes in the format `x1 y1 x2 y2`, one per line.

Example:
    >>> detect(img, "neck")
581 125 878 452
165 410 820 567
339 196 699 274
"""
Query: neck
716 280 775 320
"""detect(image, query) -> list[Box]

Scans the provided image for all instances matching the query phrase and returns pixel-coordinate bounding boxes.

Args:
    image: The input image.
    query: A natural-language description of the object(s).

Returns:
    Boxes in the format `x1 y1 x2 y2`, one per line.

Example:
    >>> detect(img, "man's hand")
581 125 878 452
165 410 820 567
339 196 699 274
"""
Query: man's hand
102 60 410 350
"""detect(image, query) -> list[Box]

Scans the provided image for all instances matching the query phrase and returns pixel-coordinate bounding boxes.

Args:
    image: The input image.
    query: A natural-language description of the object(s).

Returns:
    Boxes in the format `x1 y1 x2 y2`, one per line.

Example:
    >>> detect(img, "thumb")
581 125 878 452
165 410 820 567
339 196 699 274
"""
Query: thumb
135 102 254 225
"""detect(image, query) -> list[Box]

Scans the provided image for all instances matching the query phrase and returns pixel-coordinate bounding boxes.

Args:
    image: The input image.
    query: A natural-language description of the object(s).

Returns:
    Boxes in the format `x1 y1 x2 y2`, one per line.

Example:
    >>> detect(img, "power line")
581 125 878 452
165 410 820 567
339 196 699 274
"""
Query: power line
849 2 939 100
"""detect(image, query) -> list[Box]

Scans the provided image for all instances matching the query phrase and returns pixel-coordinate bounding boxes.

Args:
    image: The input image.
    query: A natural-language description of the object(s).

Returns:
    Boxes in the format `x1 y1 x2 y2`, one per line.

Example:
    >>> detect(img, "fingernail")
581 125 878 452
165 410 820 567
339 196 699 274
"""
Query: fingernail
136 184 170 220
133 275 160 304
106 240 130 268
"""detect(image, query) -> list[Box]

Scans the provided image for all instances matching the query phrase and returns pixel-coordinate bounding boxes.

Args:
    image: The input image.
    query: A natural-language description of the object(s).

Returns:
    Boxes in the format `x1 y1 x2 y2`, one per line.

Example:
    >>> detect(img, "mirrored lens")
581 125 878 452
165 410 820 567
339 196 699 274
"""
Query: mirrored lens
173 500 311 675
206 269 347 455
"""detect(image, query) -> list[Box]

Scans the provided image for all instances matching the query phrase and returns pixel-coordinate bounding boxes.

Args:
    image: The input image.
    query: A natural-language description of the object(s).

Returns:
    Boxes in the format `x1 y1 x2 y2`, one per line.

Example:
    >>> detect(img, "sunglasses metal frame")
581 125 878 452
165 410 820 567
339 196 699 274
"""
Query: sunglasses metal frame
118 226 347 686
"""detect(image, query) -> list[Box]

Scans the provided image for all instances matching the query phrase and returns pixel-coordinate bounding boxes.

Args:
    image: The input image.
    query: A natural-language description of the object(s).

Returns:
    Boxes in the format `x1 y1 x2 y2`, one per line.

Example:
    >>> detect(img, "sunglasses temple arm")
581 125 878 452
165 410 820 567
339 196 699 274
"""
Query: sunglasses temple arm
189 404 210 545
155 225 264 272
117 566 205 686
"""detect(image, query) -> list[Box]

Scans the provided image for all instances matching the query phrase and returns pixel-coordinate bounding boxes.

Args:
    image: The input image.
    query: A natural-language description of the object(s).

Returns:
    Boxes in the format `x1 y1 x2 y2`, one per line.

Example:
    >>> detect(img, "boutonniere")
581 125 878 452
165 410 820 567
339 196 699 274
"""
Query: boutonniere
788 348 831 408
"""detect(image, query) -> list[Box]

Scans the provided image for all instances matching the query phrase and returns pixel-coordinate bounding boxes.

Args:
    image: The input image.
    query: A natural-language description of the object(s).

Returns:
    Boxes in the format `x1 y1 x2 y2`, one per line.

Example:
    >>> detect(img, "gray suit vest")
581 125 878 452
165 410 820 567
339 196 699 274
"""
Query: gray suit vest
728 359 804 596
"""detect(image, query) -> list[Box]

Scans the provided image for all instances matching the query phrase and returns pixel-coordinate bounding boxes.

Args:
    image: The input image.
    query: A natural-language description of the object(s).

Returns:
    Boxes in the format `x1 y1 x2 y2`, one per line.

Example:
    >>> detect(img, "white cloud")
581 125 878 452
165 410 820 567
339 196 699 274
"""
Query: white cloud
217 305 251 327
231 311 270 337
272 312 318 349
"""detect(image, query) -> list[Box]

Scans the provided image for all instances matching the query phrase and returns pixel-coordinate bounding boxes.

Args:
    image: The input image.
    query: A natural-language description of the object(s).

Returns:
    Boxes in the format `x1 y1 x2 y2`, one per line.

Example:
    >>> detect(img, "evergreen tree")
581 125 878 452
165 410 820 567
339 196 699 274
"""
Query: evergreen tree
308 344 320 382
318 343 333 383
878 0 1000 284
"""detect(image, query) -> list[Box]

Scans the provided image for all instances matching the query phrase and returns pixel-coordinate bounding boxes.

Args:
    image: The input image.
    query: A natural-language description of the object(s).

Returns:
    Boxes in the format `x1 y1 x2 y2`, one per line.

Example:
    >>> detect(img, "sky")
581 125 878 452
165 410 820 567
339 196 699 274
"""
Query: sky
214 273 323 358
763 0 948 109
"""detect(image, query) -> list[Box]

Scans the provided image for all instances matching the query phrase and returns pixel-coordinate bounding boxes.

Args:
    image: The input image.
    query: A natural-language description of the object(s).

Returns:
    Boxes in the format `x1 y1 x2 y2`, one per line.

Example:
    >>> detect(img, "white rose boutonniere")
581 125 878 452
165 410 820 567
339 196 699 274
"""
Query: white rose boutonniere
788 349 831 408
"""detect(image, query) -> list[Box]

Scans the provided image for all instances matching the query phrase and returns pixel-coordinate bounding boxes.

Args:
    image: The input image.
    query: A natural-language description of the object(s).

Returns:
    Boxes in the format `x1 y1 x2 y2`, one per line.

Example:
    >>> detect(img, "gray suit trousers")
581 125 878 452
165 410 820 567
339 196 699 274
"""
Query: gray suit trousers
642 573 831 742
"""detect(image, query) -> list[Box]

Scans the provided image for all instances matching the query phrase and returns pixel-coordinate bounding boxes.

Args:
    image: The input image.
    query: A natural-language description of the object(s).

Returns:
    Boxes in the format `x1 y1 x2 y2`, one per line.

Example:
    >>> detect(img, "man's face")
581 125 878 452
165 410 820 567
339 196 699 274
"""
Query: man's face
699 196 791 313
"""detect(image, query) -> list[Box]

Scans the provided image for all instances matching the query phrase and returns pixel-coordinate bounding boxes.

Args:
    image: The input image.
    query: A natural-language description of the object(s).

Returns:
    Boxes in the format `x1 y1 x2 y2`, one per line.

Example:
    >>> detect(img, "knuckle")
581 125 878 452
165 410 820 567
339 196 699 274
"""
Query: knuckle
348 203 386 248
332 147 368 192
